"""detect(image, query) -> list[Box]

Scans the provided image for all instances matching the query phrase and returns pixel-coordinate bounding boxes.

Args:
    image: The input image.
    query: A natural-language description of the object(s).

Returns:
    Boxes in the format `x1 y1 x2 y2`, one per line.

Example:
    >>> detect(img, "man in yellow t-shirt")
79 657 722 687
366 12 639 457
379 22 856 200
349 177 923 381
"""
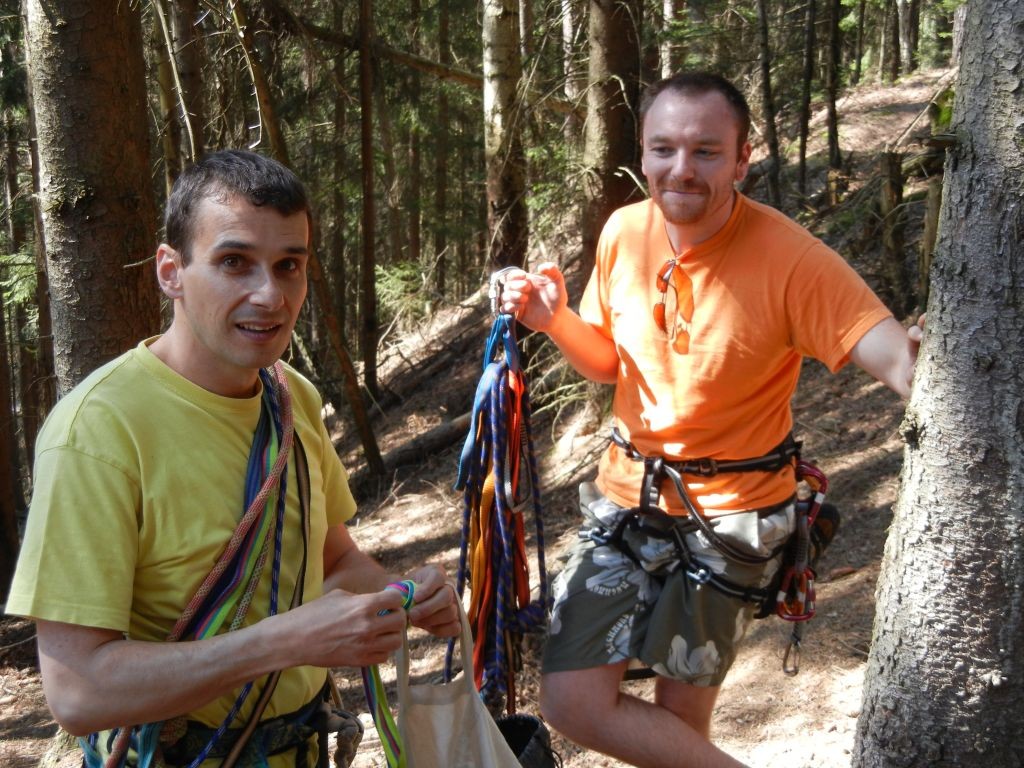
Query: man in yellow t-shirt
6 150 460 768
500 73 924 768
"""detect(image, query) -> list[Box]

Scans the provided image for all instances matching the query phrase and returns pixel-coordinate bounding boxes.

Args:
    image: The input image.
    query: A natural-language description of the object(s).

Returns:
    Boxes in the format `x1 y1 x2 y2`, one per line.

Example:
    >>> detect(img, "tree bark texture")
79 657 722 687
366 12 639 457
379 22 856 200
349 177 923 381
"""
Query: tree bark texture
855 1 1024 764
581 0 641 273
754 0 781 207
25 0 160 395
482 0 528 269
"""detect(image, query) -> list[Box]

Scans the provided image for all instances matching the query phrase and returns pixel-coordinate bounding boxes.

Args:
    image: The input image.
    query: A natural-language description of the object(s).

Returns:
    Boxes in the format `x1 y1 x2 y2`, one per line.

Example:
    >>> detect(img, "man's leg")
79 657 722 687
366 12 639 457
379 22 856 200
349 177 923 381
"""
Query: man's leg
540 664 748 768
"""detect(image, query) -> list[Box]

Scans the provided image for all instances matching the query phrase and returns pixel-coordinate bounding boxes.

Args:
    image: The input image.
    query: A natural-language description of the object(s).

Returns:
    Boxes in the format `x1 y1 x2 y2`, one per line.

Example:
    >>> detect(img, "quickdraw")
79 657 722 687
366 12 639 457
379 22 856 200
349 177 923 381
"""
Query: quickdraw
777 462 830 676
450 268 549 714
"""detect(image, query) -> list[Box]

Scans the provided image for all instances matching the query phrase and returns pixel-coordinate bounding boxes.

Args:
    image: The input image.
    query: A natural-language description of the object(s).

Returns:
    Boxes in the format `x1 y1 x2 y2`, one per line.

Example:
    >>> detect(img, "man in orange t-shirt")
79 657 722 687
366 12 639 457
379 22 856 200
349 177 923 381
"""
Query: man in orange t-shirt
500 72 923 768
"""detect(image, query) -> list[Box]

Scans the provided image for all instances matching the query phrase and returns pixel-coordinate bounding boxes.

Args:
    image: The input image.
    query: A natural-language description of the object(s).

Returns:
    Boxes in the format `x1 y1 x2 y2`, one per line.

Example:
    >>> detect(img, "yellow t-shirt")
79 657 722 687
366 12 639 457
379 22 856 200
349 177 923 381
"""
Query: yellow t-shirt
8 339 355 737
581 194 892 515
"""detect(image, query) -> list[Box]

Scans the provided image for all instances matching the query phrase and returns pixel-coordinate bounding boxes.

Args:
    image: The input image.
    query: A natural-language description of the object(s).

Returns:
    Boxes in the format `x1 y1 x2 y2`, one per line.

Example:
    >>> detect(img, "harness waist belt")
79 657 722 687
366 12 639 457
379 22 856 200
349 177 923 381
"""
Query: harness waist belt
163 685 327 767
611 427 801 477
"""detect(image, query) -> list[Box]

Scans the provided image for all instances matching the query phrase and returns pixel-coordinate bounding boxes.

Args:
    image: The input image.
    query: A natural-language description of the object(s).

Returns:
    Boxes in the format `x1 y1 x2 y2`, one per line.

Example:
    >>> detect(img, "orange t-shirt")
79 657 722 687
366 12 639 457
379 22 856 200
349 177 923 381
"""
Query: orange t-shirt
580 194 891 516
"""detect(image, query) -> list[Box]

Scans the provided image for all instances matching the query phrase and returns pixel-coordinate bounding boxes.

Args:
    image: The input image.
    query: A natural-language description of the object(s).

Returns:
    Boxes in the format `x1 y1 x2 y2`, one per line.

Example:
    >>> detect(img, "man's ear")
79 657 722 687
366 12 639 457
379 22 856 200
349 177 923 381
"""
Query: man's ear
155 244 184 299
734 142 752 184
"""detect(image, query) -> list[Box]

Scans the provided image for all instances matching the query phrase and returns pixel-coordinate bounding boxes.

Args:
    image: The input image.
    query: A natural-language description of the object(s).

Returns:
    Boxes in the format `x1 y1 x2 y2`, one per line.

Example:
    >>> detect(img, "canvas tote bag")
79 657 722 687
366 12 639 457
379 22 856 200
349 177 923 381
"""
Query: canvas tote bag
395 601 522 768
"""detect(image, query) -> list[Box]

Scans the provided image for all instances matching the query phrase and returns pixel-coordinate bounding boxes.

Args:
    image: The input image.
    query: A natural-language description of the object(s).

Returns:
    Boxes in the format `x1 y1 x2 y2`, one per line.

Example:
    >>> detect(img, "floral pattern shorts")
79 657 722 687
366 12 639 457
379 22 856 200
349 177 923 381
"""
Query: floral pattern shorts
541 482 795 686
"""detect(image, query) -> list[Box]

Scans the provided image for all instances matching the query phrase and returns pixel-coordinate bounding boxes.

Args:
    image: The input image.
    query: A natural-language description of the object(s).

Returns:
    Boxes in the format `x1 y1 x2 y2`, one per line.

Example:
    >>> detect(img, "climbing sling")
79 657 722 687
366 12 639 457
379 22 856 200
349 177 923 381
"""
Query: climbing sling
451 271 550 715
84 363 314 768
600 428 836 675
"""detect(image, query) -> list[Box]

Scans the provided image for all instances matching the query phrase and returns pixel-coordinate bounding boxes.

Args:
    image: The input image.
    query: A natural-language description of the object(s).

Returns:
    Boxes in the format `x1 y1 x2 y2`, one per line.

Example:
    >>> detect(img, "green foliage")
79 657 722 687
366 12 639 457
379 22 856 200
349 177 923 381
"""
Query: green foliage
374 260 430 334
0 248 38 336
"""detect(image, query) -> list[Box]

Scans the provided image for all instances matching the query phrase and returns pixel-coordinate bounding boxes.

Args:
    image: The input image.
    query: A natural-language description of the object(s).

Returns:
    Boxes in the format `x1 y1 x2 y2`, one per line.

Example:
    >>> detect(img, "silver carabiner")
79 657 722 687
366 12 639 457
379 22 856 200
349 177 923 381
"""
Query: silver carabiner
488 266 519 317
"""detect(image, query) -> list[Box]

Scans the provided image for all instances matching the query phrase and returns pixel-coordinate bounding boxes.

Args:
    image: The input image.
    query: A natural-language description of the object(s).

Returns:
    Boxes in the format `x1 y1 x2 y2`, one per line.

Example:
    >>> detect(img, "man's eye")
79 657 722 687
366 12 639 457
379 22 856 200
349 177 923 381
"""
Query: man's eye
222 255 243 269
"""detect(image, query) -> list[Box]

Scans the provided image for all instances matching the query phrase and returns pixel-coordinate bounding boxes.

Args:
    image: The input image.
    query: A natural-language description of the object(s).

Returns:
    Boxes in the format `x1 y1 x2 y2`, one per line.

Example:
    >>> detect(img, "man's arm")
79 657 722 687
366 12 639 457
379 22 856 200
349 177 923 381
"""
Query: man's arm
499 263 619 384
849 315 925 398
36 585 406 736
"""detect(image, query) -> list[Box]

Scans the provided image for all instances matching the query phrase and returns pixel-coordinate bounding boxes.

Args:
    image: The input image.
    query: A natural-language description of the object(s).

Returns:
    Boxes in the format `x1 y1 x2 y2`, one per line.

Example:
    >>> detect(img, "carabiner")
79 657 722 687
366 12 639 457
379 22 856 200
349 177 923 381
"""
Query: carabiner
489 266 520 317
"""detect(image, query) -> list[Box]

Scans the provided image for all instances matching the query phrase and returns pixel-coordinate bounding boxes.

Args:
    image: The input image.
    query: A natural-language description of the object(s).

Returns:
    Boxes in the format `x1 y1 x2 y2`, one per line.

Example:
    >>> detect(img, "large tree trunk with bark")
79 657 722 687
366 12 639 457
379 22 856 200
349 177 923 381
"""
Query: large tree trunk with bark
482 0 528 269
25 0 160 395
581 0 641 273
855 1 1024 763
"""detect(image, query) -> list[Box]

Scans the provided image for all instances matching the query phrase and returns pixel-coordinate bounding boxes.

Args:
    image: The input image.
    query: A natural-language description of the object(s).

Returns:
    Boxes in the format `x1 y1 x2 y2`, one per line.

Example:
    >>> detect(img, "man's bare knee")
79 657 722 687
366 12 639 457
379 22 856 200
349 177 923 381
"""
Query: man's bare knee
540 666 623 740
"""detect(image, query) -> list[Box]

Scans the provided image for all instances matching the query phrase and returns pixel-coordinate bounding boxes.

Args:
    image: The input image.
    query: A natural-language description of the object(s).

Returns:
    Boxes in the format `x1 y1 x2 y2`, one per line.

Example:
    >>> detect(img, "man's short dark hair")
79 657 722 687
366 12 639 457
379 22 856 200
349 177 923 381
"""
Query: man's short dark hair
164 149 310 262
639 71 751 150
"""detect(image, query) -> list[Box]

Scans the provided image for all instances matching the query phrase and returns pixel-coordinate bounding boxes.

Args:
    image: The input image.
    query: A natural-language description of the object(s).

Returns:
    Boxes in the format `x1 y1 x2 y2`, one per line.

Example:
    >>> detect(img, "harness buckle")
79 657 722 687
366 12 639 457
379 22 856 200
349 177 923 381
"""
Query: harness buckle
694 457 719 477
687 565 711 585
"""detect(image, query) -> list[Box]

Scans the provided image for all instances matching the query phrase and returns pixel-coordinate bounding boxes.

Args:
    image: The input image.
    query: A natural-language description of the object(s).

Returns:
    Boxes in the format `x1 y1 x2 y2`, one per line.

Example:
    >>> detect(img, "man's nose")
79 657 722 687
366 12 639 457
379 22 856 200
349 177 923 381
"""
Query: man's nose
672 151 695 179
250 271 285 308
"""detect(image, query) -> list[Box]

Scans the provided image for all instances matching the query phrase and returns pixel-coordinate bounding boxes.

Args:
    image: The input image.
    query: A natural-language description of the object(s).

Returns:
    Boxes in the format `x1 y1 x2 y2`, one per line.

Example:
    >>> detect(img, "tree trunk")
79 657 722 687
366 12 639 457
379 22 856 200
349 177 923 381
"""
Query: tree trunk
0 111 24 601
482 0 528 269
372 58 403 266
754 0 781 207
825 0 842 171
581 0 641 273
896 0 915 74
408 0 422 292
878 151 911 317
561 0 583 141
331 0 350 341
24 57 56 422
797 0 816 196
153 2 183 196
434 0 450 298
25 0 160 395
855 1 1024 764
358 0 379 399
852 0 866 84
0 258 20 601
170 0 205 160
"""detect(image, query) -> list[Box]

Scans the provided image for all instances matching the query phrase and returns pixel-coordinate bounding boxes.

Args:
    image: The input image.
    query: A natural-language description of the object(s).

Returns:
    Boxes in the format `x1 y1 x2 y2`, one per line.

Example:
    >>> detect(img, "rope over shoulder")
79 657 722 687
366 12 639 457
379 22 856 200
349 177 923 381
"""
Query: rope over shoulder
451 303 549 715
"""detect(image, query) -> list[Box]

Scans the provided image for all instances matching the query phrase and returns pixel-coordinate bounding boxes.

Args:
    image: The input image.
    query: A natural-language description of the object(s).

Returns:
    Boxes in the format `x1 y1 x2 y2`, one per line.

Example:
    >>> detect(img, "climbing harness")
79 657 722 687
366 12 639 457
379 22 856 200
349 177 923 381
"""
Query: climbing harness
361 580 417 768
600 428 835 675
87 363 311 768
451 267 550 714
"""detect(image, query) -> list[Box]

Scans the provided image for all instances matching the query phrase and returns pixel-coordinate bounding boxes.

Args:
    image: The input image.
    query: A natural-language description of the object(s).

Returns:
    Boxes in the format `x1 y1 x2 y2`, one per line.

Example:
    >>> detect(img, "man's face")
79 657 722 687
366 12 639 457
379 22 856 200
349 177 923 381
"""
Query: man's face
157 194 309 397
641 89 751 242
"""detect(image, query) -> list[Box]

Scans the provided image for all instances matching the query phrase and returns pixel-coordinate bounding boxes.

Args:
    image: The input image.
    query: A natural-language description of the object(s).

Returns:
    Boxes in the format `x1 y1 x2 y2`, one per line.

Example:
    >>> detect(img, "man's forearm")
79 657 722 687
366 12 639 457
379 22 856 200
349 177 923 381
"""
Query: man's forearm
546 308 620 385
36 617 299 735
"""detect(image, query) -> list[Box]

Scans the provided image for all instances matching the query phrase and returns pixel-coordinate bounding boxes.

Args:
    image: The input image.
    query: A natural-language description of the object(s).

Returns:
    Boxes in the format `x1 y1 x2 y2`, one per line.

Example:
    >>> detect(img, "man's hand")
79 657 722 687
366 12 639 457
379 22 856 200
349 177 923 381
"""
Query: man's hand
405 564 461 638
498 263 569 333
279 588 409 668
498 263 620 384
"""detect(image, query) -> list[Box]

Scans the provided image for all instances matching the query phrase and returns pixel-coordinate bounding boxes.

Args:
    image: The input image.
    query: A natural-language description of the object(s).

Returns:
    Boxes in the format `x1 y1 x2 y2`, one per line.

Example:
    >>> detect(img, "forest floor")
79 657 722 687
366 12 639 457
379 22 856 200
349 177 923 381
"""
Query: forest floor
0 67 953 768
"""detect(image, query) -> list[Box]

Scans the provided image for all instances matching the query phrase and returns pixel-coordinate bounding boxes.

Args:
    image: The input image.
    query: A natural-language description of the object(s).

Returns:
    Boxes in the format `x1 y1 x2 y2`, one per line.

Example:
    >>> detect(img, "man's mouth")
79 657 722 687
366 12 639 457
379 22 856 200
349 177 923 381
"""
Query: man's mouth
237 321 282 335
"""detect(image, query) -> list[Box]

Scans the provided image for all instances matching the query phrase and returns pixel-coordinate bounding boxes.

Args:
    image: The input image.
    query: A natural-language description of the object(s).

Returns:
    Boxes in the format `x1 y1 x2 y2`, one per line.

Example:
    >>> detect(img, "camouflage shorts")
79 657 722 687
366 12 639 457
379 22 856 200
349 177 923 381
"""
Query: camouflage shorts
542 482 795 686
